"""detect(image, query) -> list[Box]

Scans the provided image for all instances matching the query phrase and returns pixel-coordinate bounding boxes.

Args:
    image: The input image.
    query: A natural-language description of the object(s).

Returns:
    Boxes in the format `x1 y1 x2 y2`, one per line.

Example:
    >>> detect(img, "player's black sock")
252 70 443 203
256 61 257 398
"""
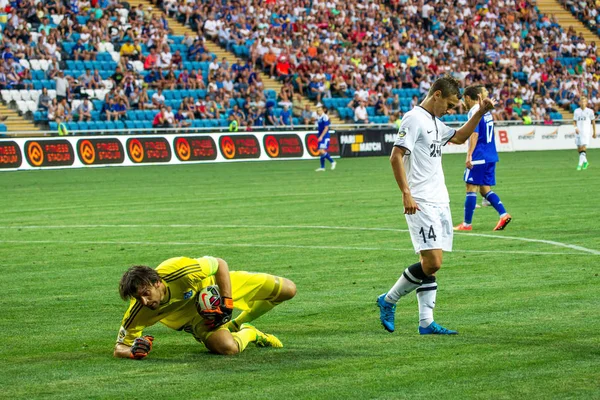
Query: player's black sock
386 262 425 303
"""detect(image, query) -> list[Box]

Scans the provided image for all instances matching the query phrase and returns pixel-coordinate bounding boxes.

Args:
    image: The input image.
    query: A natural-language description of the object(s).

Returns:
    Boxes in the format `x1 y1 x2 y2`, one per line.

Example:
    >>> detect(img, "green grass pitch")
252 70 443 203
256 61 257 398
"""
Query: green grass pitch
1 150 599 399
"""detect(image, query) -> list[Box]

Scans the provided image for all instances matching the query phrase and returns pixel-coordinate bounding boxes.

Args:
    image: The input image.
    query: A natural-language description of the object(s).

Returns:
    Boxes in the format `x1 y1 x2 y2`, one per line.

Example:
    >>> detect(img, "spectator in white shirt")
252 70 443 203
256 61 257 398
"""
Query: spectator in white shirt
354 101 369 124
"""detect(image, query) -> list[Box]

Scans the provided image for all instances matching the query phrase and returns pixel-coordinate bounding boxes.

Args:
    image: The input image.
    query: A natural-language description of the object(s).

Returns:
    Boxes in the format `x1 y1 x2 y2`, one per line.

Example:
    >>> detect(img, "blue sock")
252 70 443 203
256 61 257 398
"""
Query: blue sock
320 155 325 168
485 191 507 216
324 153 334 163
464 192 477 224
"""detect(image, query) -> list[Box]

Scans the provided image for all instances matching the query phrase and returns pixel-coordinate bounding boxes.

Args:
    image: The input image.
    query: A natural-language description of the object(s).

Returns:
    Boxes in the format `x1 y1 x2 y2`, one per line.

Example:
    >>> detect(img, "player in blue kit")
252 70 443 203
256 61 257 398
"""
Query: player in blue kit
454 85 511 231
315 105 337 171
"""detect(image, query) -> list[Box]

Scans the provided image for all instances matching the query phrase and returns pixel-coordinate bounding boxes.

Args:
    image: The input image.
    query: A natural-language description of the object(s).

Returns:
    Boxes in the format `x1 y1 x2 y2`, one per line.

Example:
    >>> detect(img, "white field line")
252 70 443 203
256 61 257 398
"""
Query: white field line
0 224 598 256
0 239 590 256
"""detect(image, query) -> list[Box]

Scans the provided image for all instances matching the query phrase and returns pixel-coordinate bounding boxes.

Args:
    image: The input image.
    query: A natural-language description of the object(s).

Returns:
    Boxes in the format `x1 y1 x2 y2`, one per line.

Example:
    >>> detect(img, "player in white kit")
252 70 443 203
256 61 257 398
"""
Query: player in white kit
377 75 496 335
573 97 597 170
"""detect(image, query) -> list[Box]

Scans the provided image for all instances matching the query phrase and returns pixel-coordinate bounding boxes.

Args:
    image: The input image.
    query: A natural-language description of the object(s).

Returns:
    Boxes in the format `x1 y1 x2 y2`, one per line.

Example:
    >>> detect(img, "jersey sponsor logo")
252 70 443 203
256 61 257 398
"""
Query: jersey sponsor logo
183 290 194 300
426 130 434 134
541 129 558 140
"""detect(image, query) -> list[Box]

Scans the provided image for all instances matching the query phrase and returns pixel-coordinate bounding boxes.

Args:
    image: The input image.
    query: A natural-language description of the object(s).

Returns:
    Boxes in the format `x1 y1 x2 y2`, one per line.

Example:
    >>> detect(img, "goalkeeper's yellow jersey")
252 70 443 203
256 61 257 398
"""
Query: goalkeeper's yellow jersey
116 256 219 346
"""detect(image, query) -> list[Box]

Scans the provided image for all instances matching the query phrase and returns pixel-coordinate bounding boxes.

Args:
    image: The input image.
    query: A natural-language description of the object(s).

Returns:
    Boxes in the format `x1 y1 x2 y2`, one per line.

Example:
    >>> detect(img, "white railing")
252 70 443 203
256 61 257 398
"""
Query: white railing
0 120 571 138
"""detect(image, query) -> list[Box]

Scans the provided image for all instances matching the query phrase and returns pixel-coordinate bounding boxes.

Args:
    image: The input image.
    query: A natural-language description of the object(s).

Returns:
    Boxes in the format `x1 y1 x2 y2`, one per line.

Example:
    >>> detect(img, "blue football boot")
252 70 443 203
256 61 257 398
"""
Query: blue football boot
377 293 396 332
418 321 458 335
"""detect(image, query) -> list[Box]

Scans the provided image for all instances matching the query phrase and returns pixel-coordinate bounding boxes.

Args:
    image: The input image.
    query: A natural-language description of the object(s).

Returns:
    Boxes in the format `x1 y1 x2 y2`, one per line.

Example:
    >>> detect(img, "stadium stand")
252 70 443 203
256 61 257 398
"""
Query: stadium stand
0 0 599 133
157 0 600 123
558 0 600 36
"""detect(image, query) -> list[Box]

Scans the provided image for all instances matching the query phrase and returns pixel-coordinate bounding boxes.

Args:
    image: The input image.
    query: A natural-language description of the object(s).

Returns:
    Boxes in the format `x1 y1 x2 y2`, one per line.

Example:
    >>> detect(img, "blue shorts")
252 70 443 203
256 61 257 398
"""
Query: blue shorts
464 162 496 186
318 138 330 150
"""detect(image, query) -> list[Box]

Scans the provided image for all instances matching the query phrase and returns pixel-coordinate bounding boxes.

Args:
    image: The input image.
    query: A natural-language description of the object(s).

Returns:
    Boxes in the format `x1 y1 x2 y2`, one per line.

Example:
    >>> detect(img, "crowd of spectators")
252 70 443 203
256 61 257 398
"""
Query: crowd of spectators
156 0 600 123
561 0 600 33
1 0 600 129
0 0 304 130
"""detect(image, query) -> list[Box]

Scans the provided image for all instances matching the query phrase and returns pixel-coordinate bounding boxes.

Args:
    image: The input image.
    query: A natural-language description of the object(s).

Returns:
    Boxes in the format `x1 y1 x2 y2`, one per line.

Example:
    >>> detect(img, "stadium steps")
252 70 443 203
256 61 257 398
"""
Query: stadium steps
132 1 344 126
0 103 40 134
537 0 597 43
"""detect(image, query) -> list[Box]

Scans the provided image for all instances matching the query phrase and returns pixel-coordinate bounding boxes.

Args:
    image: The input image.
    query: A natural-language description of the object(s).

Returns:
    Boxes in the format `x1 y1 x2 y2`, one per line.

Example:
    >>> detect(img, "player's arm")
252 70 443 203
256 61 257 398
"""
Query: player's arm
450 97 496 144
317 125 329 141
390 146 419 214
466 132 478 169
593 115 597 138
197 258 234 329
213 258 232 298
573 114 578 133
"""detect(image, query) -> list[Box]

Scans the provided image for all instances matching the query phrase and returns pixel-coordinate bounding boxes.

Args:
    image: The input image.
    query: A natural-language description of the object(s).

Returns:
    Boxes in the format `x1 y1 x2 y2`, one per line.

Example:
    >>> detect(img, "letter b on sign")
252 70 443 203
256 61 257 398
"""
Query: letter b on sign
498 130 509 144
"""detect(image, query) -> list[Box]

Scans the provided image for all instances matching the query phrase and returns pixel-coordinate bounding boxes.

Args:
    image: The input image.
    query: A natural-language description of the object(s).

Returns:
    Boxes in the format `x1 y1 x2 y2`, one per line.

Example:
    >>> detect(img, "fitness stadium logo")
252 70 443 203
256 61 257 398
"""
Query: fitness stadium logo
541 129 558 140
25 139 74 167
219 135 260 159
517 130 536 140
264 134 303 158
77 138 124 165
0 141 22 168
174 136 217 161
127 137 171 163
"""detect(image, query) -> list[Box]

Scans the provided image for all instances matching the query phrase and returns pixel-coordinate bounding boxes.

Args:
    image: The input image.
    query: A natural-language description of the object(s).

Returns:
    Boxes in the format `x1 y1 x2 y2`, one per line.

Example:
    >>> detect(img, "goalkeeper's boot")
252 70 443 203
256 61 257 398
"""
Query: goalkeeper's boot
583 161 589 170
453 223 472 231
493 214 512 231
419 321 458 335
377 293 396 332
241 324 283 348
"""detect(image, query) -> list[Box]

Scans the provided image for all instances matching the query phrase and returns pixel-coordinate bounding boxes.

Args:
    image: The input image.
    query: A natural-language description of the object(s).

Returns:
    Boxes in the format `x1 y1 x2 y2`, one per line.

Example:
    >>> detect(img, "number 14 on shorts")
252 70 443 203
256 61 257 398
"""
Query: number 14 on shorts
419 226 437 243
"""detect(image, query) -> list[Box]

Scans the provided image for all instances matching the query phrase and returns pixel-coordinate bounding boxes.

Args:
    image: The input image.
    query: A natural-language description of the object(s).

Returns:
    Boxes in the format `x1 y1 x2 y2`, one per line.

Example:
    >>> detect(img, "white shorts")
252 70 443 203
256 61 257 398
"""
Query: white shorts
576 133 590 147
405 202 453 254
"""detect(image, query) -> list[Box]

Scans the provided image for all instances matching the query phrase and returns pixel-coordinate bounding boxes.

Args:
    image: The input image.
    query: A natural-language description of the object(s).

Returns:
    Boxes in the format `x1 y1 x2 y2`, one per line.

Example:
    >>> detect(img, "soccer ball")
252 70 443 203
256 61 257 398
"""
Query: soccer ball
195 285 221 313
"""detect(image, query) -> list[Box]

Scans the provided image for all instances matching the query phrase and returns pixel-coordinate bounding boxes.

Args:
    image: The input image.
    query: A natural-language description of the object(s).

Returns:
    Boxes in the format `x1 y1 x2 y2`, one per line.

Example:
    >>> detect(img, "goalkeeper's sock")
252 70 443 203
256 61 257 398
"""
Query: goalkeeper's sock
231 327 257 353
417 276 437 328
385 262 426 303
233 300 279 327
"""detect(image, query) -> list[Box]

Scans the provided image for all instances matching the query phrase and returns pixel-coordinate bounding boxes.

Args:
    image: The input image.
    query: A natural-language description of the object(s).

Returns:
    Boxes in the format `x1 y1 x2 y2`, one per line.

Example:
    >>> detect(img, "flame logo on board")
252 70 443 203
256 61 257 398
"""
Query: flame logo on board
264 135 280 158
176 138 191 161
220 136 236 159
27 142 44 166
79 140 95 164
129 139 144 163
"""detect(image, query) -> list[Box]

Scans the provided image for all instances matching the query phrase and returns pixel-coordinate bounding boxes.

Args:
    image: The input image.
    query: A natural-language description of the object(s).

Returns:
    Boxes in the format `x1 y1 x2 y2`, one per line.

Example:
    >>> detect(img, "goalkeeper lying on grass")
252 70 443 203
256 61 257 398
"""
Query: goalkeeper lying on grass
114 256 296 359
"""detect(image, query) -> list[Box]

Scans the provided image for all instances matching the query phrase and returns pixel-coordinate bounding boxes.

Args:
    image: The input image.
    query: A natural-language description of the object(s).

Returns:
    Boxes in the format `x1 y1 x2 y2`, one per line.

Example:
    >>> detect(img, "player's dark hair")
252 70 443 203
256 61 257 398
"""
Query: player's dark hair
464 85 484 101
119 265 161 301
428 75 462 99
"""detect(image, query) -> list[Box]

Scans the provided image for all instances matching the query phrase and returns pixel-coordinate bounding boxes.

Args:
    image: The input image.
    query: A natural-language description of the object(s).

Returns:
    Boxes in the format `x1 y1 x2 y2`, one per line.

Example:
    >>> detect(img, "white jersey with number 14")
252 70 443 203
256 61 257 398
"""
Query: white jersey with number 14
393 106 456 204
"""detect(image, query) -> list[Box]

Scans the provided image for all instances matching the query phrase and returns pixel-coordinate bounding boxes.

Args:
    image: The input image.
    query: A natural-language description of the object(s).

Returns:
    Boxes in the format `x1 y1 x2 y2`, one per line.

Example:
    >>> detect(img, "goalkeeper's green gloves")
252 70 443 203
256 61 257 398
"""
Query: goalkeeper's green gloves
130 335 154 359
